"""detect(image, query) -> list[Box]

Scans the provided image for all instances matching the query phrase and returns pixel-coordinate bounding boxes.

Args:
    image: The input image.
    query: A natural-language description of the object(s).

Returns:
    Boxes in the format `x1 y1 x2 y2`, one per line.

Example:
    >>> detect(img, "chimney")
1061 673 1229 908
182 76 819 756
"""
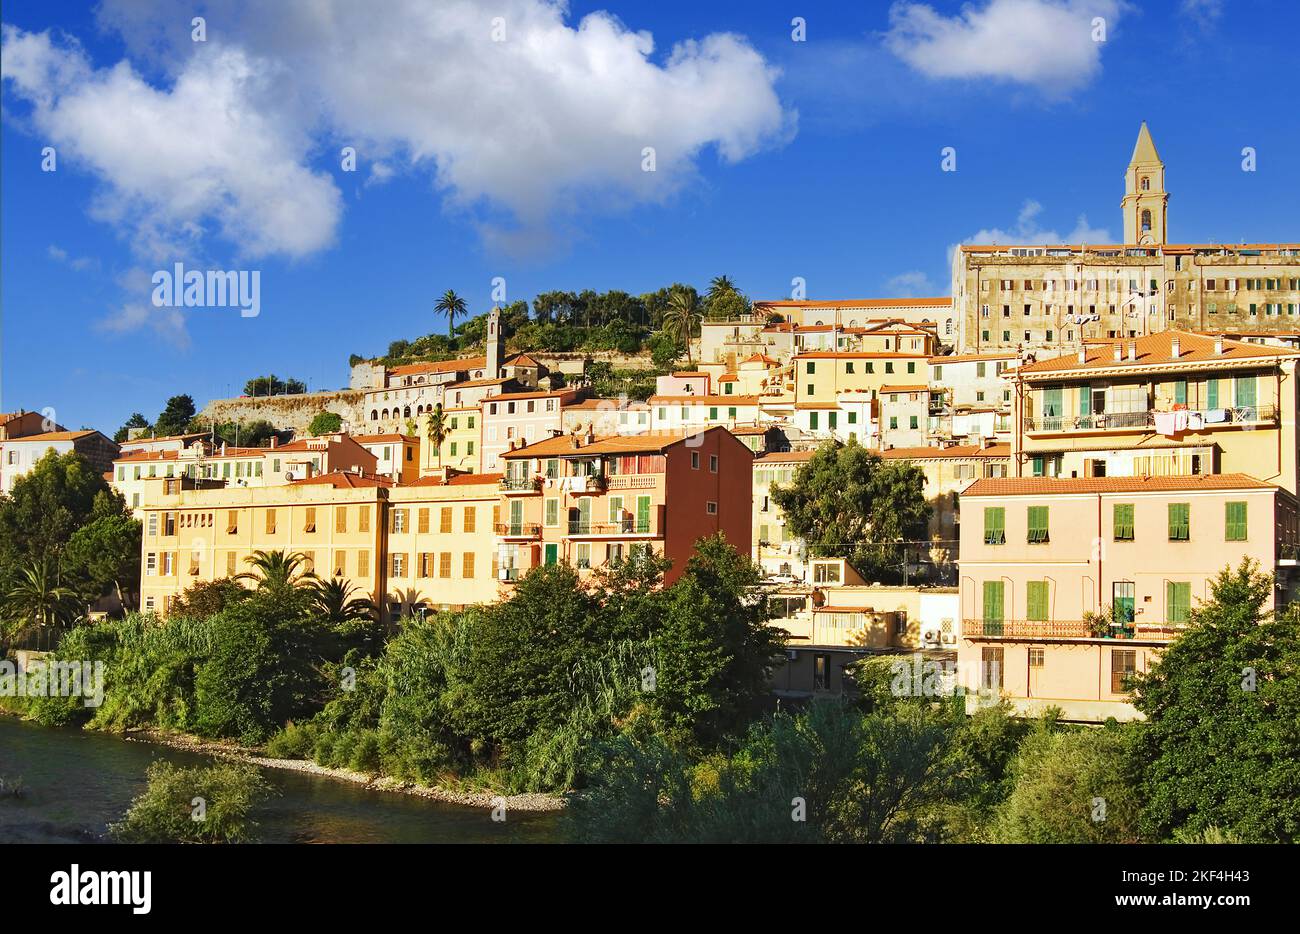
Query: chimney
1112 345 1122 362
270 436 278 449
221 442 228 456
1127 341 1137 361
1170 337 1181 359
1214 337 1224 355
1077 348 1087 364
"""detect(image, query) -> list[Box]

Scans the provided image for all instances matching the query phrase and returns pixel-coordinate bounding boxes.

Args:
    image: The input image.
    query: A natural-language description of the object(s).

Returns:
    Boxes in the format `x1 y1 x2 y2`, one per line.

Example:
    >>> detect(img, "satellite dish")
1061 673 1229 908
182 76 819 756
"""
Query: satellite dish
284 471 295 481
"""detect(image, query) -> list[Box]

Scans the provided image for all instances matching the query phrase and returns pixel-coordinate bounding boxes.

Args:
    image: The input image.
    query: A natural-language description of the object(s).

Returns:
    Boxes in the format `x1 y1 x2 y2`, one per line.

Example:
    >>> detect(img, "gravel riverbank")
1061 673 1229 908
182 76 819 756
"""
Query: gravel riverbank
125 729 566 813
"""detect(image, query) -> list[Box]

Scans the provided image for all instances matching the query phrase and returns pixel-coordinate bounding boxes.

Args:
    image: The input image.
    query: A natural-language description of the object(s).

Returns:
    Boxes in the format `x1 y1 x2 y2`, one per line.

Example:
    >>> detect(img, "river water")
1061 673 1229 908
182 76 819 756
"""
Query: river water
0 717 559 843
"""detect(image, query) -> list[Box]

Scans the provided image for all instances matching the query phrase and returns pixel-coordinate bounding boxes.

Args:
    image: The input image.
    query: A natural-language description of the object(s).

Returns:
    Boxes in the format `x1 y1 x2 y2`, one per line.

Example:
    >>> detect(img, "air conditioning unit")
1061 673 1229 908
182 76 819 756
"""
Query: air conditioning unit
921 628 941 647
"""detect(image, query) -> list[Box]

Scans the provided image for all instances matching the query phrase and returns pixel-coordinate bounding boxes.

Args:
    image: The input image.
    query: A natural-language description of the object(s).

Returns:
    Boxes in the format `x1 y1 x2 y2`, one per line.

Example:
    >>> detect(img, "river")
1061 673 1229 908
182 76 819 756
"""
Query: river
0 717 559 843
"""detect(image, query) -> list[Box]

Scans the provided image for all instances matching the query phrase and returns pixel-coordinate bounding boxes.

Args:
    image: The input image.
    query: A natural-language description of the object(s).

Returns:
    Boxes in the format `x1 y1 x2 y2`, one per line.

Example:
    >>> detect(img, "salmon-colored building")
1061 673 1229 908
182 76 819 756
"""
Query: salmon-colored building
956 474 1299 721
497 427 753 585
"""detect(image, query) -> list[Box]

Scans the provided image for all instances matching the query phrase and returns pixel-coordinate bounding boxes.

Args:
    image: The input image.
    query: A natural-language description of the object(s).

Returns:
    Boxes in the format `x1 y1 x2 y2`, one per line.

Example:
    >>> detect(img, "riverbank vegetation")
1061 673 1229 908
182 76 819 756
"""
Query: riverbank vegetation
111 761 272 843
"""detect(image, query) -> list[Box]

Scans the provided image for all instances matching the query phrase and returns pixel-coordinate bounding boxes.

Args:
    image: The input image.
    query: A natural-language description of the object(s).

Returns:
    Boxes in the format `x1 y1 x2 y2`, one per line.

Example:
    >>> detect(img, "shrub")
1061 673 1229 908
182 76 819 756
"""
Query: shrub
111 761 272 843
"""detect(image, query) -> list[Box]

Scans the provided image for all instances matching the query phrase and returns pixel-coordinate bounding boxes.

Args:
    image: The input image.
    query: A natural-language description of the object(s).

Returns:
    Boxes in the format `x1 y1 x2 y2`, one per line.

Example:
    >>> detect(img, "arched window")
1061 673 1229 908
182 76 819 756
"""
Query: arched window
381 409 389 419
1141 209 1152 232
1140 176 1150 191
403 406 412 418
370 410 378 420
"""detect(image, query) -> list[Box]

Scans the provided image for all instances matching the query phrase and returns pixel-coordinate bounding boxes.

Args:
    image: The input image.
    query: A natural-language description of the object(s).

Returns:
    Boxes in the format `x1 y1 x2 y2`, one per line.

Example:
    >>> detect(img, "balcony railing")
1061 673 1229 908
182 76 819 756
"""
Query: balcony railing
494 522 541 538
1024 404 1277 433
963 618 1180 641
500 476 541 492
568 517 657 536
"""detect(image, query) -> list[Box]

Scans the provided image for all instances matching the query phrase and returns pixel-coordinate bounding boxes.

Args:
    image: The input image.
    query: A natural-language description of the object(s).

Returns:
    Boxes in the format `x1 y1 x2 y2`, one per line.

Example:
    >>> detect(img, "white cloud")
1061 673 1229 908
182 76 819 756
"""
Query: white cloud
885 271 940 296
963 199 1113 246
47 243 99 272
1180 0 1222 30
884 0 1123 92
95 267 191 349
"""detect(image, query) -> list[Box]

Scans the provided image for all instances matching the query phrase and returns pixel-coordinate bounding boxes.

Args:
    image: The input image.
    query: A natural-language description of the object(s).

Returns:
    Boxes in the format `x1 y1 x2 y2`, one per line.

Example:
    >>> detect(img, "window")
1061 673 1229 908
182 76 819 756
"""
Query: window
392 509 407 534
1111 650 1137 694
545 498 559 527
417 508 430 534
1027 505 1049 543
1113 503 1134 541
440 507 453 533
147 513 158 537
805 361 815 375
691 451 699 469
358 506 370 533
1167 502 1190 541
1166 581 1191 624
146 552 157 576
392 553 406 577
226 511 238 535
575 543 591 569
462 506 476 534
1029 648 1045 668
909 416 918 430
304 507 316 533
1026 581 1049 622
709 454 718 473
440 552 452 578
1225 501 1247 541
164 512 176 536
227 552 237 576
706 501 718 515
983 507 1005 544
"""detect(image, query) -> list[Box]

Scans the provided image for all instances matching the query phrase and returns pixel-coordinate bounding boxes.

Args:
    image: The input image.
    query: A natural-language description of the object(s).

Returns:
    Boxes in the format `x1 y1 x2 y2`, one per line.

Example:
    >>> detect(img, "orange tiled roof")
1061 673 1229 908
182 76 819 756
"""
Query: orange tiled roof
389 356 487 377
1018 331 1297 377
962 473 1275 497
793 351 929 360
8 430 103 443
755 449 820 464
928 352 1019 364
452 376 512 389
484 389 576 402
648 394 760 405
502 427 731 459
291 471 394 489
352 433 417 443
879 384 928 393
402 472 504 487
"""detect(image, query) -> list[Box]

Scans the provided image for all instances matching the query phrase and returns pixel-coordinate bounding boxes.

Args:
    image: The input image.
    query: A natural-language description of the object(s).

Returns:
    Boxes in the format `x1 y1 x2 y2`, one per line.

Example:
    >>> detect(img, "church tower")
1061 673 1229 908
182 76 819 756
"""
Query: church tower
487 305 503 377
1122 121 1168 245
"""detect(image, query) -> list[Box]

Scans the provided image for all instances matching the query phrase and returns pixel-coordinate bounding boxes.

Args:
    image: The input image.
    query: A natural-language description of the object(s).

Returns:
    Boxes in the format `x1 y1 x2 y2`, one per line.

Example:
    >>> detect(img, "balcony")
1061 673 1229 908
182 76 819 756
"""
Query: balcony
567 512 662 538
498 566 523 583
500 476 541 493
568 474 608 494
1023 404 1277 434
963 619 1180 641
494 522 541 539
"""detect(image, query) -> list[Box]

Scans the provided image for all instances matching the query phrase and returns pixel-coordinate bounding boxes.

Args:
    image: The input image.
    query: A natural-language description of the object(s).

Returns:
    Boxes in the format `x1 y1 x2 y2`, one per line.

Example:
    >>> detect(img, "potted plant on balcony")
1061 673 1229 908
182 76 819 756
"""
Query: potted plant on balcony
1083 606 1115 638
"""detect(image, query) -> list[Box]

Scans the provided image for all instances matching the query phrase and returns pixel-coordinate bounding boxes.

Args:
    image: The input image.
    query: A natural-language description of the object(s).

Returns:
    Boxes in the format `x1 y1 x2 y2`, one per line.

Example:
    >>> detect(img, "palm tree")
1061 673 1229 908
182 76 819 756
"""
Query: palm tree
2 557 79 649
427 402 448 468
309 578 377 626
235 550 318 590
706 274 737 303
435 289 468 341
661 287 702 365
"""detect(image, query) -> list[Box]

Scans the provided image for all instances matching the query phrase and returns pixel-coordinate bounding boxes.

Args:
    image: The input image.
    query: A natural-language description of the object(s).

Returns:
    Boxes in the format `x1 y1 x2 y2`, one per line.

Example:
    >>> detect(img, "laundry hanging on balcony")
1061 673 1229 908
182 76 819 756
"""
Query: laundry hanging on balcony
1154 410 1189 436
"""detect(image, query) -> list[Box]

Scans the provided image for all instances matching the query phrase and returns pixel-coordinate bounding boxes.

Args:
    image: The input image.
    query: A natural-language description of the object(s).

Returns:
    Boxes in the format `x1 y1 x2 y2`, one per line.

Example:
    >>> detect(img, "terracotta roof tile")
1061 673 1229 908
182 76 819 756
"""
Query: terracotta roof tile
1018 331 1297 377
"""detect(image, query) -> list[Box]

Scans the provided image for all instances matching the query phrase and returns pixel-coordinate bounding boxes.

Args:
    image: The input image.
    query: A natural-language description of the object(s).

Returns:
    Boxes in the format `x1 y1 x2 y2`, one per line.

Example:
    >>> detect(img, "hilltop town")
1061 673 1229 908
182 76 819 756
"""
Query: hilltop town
3 123 1298 725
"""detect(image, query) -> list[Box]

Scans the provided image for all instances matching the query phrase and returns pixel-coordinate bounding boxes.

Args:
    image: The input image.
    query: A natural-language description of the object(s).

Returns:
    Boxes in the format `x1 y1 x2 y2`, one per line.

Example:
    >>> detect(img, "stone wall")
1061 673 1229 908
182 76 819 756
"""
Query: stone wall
199 390 366 434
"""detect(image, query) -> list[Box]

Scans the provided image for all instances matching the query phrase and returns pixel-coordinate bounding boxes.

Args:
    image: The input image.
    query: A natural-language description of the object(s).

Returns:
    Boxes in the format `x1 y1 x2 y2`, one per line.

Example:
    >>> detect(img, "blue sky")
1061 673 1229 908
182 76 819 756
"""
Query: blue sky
2 0 1296 434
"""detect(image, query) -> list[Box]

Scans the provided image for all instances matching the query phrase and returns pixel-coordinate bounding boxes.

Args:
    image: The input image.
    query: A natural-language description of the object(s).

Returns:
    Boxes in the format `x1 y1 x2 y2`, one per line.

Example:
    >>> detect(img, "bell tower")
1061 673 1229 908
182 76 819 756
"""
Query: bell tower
487 305 503 377
1122 121 1168 245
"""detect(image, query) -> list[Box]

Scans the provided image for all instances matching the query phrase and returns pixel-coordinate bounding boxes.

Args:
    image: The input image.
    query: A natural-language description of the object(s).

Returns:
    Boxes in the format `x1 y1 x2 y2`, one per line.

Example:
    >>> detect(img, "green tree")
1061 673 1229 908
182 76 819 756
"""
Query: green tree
244 375 306 396
154 394 196 436
704 274 749 320
195 587 329 743
62 491 142 608
307 411 342 436
0 450 108 567
170 577 248 618
113 412 151 444
994 720 1143 843
1 556 80 648
111 761 272 843
435 289 468 340
1133 560 1300 842
309 578 377 627
651 534 783 746
770 439 932 582
426 403 447 467
235 550 319 591
660 287 701 365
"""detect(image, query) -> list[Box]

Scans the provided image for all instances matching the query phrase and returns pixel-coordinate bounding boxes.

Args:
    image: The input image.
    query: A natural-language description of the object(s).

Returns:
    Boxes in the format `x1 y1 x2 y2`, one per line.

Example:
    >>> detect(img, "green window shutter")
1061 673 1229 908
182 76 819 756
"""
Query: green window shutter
709 407 718 420
1027 505 1049 543
984 507 1005 544
759 524 769 543
1113 503 1134 541
1174 380 1187 405
809 412 818 431
1078 383 1090 417
637 495 651 531
1168 503 1190 541
1043 387 1062 417
1206 378 1219 409
829 412 838 430
545 499 558 526
1234 375 1256 408
1026 581 1049 622
608 495 623 523
982 581 1004 633
1166 582 1191 624
1225 501 1247 541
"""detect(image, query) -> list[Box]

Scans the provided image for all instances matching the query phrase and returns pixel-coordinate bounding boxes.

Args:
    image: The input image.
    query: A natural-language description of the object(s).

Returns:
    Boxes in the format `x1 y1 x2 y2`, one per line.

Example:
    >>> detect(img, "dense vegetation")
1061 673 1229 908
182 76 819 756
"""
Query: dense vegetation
0 452 141 649
111 761 272 843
